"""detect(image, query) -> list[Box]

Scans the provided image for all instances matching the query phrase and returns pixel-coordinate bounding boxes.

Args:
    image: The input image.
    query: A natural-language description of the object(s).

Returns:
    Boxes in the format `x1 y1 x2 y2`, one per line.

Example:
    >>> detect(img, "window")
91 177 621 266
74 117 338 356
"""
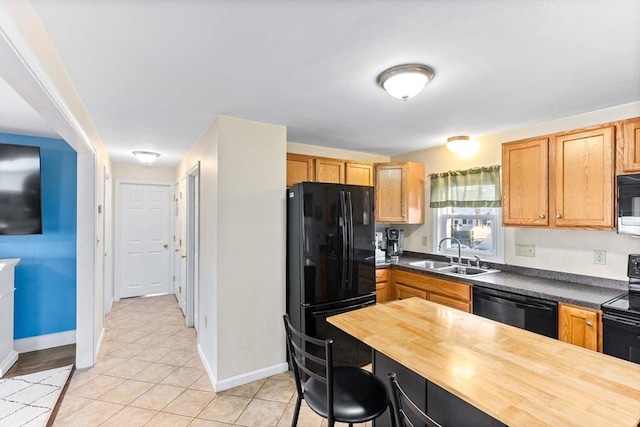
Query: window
430 165 503 263
434 206 503 262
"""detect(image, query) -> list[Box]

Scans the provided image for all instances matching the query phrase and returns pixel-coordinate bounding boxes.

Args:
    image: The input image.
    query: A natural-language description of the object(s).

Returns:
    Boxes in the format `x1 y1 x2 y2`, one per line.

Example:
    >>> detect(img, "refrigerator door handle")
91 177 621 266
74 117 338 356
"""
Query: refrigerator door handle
345 191 354 290
339 191 348 291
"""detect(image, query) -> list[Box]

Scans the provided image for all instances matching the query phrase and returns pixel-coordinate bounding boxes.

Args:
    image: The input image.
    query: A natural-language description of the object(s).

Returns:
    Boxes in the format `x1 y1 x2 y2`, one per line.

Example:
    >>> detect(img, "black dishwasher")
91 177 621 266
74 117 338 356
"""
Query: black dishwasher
473 286 558 338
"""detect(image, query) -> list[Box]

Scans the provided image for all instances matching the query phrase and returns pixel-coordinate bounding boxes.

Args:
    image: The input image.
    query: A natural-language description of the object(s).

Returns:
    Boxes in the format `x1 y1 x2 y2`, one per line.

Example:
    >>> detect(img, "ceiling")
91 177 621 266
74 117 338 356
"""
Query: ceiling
1 0 639 167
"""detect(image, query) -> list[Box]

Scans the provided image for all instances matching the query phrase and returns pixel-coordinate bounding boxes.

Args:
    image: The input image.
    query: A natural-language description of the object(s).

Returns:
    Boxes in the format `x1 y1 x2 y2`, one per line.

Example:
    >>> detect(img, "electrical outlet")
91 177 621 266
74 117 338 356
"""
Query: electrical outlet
594 250 606 265
515 244 535 257
422 236 428 246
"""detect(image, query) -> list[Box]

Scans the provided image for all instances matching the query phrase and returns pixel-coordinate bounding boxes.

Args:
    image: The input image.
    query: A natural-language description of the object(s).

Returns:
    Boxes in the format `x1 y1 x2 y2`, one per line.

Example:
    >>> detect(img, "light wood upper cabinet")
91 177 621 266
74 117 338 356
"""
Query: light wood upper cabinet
286 153 374 187
315 157 345 184
558 303 602 352
502 123 615 230
345 162 374 186
618 117 640 174
286 153 314 188
375 162 425 224
552 126 615 229
502 138 549 226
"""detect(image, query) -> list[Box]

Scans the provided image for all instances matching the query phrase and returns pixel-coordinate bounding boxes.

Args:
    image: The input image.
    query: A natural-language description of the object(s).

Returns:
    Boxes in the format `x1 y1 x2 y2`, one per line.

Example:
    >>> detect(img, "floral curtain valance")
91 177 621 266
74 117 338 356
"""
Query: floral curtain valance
429 165 501 208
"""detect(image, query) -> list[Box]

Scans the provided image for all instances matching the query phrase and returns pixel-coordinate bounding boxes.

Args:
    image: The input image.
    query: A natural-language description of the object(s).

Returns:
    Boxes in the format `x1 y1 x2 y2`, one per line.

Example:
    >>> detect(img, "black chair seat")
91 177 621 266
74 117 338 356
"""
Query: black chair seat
304 366 389 423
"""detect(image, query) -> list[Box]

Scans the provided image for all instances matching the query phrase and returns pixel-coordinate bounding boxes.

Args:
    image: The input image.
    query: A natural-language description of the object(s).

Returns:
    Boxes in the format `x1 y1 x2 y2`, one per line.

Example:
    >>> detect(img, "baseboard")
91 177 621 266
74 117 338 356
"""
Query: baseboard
14 330 76 353
0 350 18 376
95 327 105 359
215 362 289 392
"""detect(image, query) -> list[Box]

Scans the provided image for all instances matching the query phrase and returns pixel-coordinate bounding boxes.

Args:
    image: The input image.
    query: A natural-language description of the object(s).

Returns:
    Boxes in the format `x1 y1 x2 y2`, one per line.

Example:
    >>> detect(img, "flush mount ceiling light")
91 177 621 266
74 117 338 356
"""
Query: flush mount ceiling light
132 151 160 164
377 64 435 100
446 136 478 154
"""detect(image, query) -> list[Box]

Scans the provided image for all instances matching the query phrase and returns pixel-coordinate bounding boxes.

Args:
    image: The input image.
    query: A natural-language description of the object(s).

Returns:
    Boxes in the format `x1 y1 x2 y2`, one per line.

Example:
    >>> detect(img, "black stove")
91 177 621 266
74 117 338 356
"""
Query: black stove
601 254 640 364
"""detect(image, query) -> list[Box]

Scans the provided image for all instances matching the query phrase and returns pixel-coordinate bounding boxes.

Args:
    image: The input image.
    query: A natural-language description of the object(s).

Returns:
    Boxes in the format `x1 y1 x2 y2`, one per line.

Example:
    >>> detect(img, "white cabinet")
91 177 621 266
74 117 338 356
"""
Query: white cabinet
0 258 20 376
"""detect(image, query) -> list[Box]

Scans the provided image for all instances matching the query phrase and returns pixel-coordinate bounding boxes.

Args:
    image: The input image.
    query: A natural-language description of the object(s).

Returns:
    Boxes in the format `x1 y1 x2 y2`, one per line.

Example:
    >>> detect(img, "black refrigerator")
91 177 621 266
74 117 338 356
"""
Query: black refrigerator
286 182 376 367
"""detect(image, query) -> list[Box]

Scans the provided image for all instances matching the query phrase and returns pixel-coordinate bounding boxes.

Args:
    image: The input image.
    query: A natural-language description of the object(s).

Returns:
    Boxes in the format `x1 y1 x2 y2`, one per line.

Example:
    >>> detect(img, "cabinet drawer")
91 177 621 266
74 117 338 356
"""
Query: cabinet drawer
395 270 471 302
376 268 389 283
430 294 471 313
396 284 427 300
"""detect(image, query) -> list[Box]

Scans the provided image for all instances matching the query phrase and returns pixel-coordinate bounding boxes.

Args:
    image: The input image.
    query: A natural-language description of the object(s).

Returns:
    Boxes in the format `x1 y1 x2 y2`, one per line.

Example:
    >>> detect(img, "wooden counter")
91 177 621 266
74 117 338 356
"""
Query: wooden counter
327 298 640 427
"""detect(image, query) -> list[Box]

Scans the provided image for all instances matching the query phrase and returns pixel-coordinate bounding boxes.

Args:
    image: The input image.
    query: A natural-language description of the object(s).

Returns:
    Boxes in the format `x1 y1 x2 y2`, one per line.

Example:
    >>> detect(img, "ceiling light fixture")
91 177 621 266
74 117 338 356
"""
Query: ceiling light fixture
446 136 479 154
132 151 160 164
377 64 435 100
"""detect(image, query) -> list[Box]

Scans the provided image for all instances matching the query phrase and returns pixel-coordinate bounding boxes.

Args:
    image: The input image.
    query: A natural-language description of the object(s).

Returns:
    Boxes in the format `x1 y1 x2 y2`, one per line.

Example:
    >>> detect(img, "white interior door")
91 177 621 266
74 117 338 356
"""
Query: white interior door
174 177 187 315
119 183 172 298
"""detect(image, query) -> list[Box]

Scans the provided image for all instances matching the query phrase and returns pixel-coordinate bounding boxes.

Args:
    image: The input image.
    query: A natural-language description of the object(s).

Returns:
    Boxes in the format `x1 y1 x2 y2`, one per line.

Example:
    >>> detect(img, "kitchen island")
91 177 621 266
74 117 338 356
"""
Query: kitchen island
327 298 640 427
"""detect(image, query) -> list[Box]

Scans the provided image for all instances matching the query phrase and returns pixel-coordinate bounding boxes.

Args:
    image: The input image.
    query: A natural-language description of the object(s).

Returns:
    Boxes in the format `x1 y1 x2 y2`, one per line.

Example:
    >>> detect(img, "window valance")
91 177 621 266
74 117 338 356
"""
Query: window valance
429 165 501 208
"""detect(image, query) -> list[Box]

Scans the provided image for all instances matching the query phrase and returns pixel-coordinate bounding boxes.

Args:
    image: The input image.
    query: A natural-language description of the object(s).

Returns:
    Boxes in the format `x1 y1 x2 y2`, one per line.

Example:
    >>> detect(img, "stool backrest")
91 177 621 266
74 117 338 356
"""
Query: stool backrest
388 372 441 427
283 314 335 422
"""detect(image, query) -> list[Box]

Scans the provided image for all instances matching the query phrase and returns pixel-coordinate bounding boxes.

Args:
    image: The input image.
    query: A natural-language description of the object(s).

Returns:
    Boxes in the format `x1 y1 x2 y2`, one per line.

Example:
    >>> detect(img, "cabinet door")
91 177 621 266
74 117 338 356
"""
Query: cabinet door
502 138 549 226
315 158 345 183
345 162 374 186
558 304 600 351
376 282 389 303
375 163 406 222
553 126 614 228
286 153 314 187
619 117 640 173
396 284 427 300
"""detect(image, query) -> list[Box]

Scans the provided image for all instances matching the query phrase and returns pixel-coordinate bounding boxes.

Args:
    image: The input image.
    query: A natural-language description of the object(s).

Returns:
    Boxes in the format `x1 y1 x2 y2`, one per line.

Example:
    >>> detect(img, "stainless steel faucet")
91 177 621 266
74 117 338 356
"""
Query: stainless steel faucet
438 237 463 264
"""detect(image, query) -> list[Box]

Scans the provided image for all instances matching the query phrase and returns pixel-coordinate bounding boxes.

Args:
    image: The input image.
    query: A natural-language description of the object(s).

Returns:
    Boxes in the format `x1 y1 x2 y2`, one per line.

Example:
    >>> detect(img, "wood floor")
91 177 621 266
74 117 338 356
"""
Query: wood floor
3 344 76 378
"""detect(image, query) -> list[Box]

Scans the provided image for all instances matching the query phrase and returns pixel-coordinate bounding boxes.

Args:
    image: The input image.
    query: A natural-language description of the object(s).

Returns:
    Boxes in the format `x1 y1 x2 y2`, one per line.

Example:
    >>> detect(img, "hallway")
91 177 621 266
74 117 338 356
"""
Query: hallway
53 294 350 426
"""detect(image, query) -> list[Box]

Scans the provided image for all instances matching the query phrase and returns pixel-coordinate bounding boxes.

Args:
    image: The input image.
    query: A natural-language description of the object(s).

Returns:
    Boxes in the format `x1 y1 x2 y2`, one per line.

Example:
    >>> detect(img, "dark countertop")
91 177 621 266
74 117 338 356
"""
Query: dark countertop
376 253 627 309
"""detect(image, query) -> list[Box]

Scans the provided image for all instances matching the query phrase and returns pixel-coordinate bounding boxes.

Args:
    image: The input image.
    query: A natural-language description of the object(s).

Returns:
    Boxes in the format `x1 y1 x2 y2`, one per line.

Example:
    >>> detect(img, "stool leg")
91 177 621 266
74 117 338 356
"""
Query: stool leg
291 394 302 427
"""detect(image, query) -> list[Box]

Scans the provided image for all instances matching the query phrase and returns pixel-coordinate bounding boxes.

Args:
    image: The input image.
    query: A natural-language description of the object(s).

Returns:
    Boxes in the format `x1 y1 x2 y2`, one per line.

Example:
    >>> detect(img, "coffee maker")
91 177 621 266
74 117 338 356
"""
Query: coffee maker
386 228 404 261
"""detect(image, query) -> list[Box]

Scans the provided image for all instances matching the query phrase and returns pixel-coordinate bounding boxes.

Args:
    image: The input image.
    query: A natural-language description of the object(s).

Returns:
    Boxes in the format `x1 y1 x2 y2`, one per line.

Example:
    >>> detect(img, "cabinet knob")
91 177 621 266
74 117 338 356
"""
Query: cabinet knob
539 214 546 219
586 321 593 327
556 214 562 219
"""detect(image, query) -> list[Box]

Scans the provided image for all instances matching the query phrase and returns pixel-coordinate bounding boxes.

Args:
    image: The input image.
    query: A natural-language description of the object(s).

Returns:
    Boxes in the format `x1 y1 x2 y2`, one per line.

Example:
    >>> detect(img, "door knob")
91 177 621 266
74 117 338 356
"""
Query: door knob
586 321 593 327
163 243 168 248
539 214 546 219
556 214 562 219
181 255 187 259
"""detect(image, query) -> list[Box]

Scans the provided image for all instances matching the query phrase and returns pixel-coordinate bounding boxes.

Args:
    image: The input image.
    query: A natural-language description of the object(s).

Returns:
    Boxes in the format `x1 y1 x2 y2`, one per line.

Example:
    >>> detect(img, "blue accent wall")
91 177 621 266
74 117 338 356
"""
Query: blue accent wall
0 133 77 339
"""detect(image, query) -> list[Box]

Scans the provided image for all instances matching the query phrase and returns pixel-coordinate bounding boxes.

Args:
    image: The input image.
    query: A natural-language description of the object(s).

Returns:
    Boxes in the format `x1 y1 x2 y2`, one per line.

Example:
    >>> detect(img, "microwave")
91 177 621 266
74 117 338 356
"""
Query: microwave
618 174 640 236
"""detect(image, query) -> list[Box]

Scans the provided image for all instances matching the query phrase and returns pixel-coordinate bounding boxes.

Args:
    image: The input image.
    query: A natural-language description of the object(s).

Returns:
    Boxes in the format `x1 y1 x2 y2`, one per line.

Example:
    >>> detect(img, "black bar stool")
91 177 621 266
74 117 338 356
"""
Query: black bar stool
283 314 392 427
388 372 441 427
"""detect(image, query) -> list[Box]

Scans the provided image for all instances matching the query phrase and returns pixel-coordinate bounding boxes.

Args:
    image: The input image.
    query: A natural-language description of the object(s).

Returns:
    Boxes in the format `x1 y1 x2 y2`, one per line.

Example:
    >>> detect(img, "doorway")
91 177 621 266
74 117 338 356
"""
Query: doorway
103 169 113 314
115 182 172 299
186 162 201 329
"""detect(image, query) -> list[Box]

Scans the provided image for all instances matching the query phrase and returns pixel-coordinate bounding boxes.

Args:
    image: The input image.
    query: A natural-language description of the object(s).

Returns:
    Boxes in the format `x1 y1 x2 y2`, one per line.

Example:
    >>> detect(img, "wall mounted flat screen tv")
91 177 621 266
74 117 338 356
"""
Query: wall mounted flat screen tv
0 143 43 235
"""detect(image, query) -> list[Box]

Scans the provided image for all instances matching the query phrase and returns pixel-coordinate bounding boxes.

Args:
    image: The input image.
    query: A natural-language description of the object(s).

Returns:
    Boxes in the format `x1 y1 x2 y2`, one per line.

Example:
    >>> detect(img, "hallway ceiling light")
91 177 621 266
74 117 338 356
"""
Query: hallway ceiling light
446 136 478 154
132 151 160 164
377 64 435 101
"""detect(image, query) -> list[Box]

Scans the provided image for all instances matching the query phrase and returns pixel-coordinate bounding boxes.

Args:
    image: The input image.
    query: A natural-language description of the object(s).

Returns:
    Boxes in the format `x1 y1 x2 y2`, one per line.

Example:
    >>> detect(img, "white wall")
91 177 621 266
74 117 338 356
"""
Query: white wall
288 141 391 163
393 102 640 281
176 115 287 390
112 163 176 183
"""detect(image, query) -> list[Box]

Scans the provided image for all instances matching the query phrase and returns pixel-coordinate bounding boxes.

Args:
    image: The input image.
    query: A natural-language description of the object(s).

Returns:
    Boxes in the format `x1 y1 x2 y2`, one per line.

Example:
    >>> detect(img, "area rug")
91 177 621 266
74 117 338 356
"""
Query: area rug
0 365 74 427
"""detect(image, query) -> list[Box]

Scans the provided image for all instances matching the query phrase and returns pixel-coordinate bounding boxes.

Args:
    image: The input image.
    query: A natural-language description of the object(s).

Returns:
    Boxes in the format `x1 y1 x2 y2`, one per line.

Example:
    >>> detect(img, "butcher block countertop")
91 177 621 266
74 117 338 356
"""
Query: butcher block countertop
327 298 640 427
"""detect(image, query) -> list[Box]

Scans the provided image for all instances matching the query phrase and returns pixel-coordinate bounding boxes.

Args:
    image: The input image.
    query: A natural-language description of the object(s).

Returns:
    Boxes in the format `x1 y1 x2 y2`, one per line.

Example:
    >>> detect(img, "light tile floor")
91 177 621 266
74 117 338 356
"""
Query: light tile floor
53 295 374 426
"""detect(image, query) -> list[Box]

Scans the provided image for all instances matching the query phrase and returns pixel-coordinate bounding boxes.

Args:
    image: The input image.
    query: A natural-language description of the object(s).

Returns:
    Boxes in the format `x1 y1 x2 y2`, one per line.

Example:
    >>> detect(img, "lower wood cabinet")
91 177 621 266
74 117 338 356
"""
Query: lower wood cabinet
394 270 472 313
375 268 390 303
558 303 602 352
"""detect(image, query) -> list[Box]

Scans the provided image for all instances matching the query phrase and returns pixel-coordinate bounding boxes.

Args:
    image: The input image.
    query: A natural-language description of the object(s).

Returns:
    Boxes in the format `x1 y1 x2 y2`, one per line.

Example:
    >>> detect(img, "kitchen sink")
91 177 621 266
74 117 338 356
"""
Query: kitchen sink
408 260 452 269
437 265 499 276
407 259 499 277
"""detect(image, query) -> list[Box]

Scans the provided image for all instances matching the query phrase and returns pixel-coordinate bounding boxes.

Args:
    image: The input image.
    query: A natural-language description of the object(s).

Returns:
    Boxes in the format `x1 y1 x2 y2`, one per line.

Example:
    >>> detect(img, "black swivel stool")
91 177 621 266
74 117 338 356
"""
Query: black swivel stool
388 372 441 427
283 314 392 427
